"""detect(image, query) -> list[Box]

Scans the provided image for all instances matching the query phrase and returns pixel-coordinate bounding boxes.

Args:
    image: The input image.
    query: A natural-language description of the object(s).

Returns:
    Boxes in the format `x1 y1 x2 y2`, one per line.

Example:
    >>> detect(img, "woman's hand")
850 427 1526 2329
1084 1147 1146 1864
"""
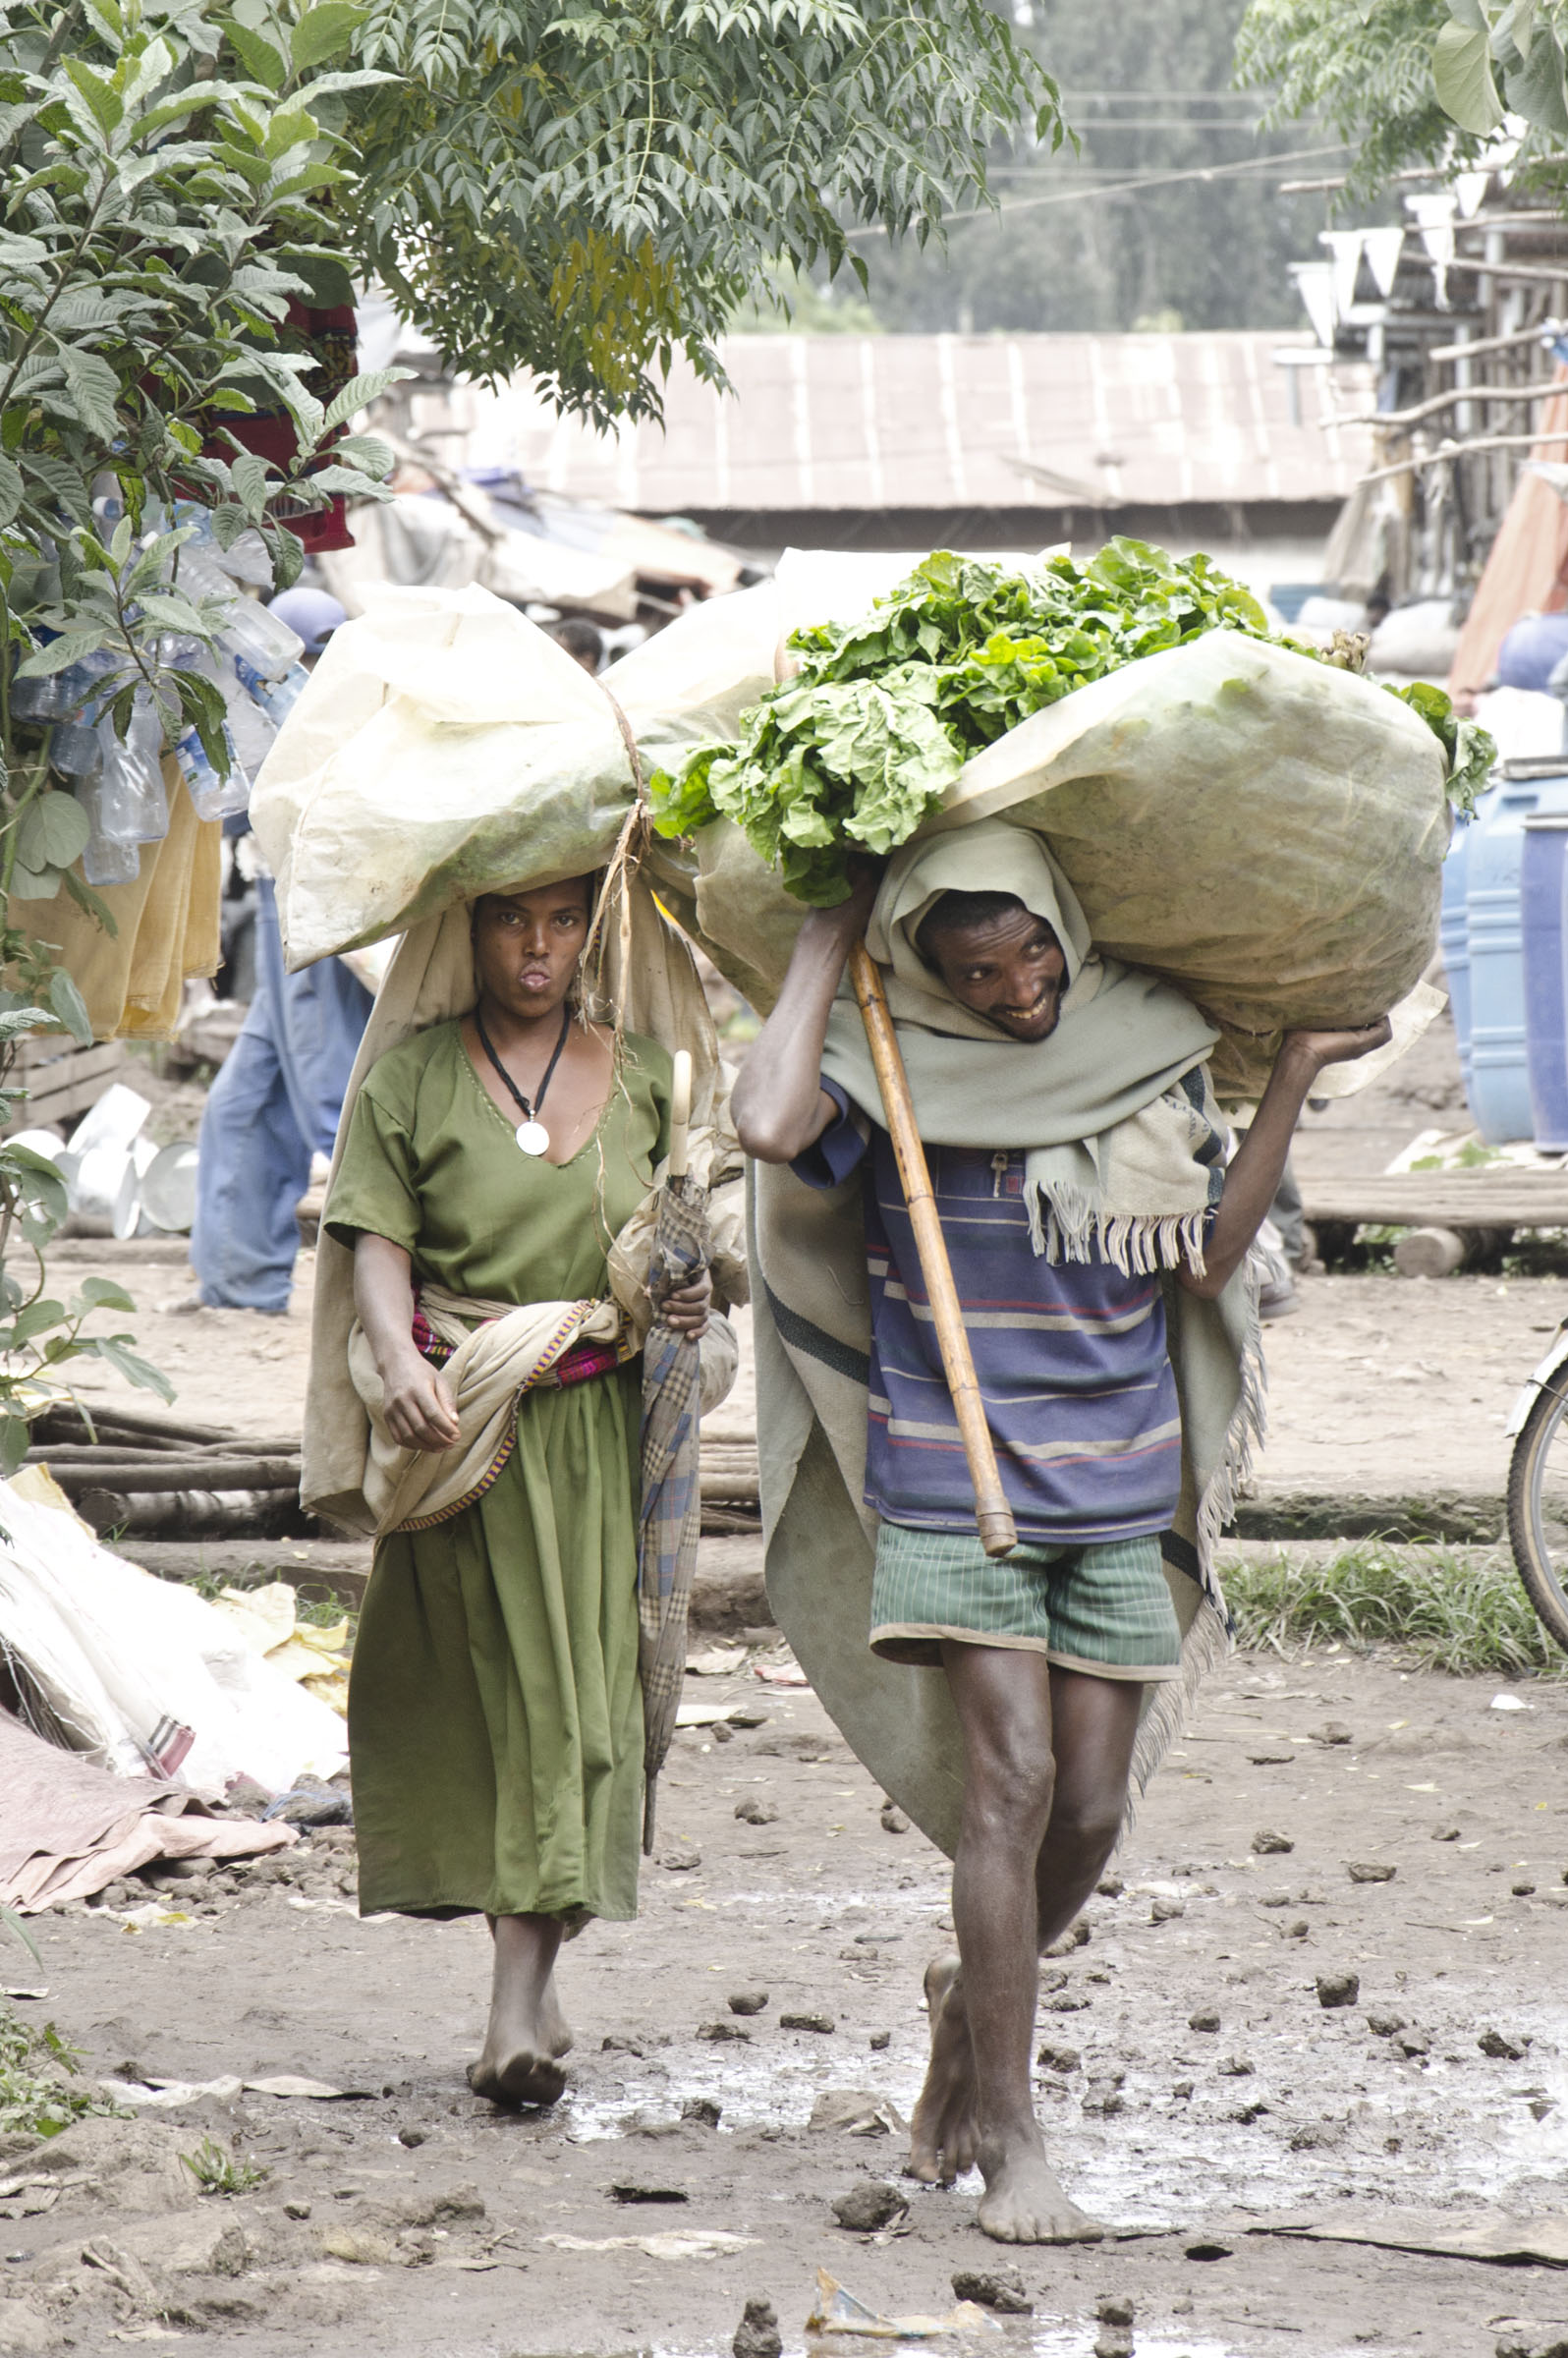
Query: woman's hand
658 1263 711 1338
380 1352 462 1452
1280 1017 1393 1074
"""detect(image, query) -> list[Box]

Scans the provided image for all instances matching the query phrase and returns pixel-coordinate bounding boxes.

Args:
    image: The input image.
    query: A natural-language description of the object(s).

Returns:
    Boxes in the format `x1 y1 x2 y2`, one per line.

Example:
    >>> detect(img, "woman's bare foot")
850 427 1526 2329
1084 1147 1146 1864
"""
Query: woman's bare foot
976 2129 1103 2244
908 1955 980 2184
470 1919 574 2107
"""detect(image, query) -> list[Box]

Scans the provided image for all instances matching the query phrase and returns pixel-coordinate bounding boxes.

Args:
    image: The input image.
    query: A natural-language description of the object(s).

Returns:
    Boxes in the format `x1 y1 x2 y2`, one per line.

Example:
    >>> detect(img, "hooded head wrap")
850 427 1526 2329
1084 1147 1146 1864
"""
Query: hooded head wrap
821 819 1226 1270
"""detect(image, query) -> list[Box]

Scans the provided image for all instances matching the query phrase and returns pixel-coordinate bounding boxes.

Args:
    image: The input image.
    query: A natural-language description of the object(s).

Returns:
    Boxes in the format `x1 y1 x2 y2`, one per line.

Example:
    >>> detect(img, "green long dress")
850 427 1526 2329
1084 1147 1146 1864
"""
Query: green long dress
323 1018 671 1924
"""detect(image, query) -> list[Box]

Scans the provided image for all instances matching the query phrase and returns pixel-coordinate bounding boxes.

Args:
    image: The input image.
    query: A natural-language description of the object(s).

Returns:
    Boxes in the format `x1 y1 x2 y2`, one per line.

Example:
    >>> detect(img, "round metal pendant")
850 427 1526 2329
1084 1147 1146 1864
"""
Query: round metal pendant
515 1120 551 1157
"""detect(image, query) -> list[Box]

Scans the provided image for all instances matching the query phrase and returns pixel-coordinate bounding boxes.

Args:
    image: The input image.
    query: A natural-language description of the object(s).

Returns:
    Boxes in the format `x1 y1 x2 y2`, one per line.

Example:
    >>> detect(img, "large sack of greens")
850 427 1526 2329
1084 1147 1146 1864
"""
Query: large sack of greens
249 579 780 968
651 541 1488 1095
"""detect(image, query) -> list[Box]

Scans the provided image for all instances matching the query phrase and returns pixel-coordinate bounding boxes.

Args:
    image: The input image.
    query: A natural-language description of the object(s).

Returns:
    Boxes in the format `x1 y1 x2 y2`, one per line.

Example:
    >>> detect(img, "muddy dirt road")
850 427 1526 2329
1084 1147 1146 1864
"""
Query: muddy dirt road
5 1645 1568 2358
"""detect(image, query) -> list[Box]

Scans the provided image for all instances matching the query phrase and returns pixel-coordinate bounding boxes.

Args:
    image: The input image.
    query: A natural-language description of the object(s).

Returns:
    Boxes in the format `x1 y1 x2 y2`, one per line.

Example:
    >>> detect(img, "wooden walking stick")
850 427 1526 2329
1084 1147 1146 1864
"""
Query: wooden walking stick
849 941 1017 1560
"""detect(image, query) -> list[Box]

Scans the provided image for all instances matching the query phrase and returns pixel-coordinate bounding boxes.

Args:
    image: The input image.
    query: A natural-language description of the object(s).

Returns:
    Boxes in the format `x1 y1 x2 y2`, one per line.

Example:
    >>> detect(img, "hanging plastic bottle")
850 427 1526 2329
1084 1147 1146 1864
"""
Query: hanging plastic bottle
95 690 169 843
172 545 304 681
174 720 250 822
49 718 102 778
221 668 278 774
75 777 142 886
252 661 311 726
9 631 69 723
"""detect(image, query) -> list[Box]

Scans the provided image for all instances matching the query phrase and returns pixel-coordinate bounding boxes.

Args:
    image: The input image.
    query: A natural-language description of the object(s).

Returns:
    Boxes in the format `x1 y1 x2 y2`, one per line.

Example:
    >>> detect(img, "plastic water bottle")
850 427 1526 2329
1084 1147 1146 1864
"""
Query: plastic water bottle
75 778 141 885
175 722 250 821
94 691 168 843
253 662 310 725
49 718 101 778
174 546 303 679
220 662 278 773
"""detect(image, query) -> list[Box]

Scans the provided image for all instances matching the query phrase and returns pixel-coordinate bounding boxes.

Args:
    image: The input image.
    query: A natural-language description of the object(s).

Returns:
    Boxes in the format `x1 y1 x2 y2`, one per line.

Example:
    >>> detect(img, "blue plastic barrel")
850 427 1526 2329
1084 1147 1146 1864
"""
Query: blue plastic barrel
1524 811 1568 1150
1468 763 1568 1142
1439 791 1486 1090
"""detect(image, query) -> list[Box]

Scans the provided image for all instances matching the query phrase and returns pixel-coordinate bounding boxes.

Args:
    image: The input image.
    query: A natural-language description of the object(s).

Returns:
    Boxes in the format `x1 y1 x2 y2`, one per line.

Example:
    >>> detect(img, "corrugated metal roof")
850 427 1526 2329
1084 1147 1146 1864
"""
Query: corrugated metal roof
422 333 1375 515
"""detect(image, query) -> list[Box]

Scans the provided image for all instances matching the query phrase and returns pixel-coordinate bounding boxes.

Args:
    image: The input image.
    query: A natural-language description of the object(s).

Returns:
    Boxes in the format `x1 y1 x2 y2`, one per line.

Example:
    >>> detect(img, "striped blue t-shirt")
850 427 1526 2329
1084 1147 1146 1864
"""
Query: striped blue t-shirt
792 1081 1188 1544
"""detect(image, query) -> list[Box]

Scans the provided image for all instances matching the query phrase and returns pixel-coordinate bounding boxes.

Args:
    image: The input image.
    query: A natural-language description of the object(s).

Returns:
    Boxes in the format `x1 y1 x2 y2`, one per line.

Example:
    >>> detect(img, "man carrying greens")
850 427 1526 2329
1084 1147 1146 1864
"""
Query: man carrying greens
734 820 1387 2245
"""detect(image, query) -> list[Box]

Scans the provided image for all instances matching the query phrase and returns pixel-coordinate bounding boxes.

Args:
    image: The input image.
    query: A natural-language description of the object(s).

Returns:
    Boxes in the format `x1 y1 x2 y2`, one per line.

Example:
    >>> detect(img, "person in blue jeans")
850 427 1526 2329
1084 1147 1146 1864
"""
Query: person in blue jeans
189 590 371 1313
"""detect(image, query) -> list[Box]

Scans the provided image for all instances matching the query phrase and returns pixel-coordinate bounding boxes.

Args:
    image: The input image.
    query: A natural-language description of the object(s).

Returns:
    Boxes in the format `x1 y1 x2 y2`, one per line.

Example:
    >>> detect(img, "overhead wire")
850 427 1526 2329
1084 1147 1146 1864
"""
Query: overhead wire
847 142 1355 239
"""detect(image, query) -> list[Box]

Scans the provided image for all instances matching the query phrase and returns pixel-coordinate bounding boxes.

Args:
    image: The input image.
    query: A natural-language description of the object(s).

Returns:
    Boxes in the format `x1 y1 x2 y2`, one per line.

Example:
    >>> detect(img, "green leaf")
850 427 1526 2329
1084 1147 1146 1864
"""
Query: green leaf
73 1274 135 1313
55 347 123 443
9 1300 66 1347
8 862 65 904
226 20 289 89
89 1335 176 1403
47 965 93 1046
21 795 92 877
0 1417 28 1481
0 1008 61 1042
15 632 110 678
2 1145 69 1232
290 3 368 71
1432 21 1506 130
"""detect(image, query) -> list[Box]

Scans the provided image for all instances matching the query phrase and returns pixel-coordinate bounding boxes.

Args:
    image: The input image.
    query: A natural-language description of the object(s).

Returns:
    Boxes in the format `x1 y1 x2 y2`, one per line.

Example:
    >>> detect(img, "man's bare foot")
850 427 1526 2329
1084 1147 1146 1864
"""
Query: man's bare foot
908 1954 980 2184
976 2130 1103 2244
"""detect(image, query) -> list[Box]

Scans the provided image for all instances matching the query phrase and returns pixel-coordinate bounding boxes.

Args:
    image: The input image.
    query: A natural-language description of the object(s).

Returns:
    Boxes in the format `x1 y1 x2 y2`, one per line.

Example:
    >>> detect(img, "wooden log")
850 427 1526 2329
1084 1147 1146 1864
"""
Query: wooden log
43 1455 302 1493
849 941 1016 1560
78 1488 304 1538
1391 1225 1467 1280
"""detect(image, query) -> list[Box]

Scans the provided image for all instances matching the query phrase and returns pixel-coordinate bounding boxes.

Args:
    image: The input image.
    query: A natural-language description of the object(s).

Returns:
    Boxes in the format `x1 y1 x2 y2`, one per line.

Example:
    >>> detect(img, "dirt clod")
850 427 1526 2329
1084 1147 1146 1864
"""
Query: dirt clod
1316 1971 1360 2008
734 1797 779 1825
1188 2009 1220 2033
1094 2331 1135 2358
1367 2011 1406 2037
734 2295 783 2358
1312 1722 1354 1747
779 2011 834 2034
1037 2044 1081 2073
728 1989 769 2015
1217 2056 1255 2077
697 2021 751 2042
1097 2294 1136 2327
1149 1896 1185 1923
868 2030 891 2050
879 1802 910 1833
952 2264 1032 2313
1253 1830 1294 1855
1479 2028 1530 2060
283 2200 311 2220
682 2097 722 2128
1348 1861 1396 1883
831 2180 908 2233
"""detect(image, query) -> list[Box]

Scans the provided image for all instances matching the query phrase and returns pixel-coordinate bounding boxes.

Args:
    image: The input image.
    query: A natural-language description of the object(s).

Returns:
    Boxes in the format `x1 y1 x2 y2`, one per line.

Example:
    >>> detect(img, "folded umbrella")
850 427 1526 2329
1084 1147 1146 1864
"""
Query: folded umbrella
638 1050 708 1853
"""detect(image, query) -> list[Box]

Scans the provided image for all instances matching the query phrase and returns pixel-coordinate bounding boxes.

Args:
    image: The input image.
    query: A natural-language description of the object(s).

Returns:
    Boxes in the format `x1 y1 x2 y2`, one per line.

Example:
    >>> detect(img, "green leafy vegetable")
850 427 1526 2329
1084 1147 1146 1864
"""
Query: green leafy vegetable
1387 680 1496 820
650 538 1494 904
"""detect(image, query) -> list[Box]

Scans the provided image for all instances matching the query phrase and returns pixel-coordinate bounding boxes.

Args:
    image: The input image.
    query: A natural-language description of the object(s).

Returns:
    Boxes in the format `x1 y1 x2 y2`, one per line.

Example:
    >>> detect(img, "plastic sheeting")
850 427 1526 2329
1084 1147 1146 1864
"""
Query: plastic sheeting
0 1478 348 1798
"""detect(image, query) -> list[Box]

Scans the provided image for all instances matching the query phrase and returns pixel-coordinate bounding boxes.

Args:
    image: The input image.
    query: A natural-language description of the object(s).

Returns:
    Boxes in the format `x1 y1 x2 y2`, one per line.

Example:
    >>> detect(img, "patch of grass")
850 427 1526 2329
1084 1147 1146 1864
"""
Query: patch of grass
0 2003 129 2139
180 2136 268 2196
1219 1541 1568 1678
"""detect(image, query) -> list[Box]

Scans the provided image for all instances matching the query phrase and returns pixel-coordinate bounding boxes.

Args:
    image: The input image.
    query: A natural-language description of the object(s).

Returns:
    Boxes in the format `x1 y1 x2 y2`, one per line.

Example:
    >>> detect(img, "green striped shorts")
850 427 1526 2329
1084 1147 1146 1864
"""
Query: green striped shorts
870 1521 1182 1680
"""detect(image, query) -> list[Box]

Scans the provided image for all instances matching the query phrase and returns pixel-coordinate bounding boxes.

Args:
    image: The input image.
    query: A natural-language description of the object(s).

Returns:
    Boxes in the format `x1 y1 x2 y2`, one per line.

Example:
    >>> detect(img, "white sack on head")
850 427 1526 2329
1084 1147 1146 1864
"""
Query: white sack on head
250 583 635 969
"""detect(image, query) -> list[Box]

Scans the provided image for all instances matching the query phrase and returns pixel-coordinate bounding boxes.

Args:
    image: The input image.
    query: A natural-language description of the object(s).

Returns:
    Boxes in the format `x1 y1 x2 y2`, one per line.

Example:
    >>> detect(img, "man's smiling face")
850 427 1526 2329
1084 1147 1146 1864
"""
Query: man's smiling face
920 898 1068 1043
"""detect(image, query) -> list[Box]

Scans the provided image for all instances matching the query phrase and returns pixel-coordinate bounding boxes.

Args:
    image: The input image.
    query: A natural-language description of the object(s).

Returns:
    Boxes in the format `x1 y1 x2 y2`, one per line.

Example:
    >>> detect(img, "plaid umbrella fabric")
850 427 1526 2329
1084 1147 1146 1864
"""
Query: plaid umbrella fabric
638 1169 709 1854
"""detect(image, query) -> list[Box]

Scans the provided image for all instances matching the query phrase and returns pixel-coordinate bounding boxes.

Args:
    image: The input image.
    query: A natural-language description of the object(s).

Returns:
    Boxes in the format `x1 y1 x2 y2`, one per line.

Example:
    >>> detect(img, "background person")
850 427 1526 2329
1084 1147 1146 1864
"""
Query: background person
188 590 371 1313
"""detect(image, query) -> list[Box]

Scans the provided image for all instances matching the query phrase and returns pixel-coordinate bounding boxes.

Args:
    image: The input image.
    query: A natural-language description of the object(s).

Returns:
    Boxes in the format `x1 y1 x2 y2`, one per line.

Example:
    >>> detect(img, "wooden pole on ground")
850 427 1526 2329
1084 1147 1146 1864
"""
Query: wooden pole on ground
849 942 1017 1560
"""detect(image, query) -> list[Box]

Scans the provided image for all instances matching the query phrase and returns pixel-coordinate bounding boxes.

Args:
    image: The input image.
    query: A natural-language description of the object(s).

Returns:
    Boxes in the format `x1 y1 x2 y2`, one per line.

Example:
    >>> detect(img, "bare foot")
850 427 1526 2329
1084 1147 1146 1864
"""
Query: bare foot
976 2130 1103 2244
908 1954 980 2184
468 1974 574 2107
466 2048 566 2107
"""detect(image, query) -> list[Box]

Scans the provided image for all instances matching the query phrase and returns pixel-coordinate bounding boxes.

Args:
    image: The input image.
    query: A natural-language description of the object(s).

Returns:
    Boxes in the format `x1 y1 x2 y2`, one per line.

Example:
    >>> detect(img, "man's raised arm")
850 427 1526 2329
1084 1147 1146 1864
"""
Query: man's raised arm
732 868 881 1164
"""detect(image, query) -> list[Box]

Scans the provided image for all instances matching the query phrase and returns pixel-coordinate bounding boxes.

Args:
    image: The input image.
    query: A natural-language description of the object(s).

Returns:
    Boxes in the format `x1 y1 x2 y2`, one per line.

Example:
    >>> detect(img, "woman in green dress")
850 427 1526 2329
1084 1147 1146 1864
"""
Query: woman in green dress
323 872 710 2105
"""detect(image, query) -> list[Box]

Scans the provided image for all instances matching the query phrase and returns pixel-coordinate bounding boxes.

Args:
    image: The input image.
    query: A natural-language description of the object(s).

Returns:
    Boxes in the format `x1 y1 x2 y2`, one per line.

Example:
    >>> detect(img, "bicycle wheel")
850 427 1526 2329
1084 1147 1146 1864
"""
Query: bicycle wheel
1506 1374 1568 1656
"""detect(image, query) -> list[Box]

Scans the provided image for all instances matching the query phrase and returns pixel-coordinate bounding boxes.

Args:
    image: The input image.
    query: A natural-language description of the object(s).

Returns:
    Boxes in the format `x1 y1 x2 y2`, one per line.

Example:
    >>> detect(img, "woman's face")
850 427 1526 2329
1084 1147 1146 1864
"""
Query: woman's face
924 906 1068 1042
473 879 592 1023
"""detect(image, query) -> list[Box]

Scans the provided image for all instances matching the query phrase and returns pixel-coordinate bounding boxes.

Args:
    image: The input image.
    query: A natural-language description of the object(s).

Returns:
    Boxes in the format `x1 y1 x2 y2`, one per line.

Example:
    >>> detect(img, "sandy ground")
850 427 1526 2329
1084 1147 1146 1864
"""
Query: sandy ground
5 1650 1568 2356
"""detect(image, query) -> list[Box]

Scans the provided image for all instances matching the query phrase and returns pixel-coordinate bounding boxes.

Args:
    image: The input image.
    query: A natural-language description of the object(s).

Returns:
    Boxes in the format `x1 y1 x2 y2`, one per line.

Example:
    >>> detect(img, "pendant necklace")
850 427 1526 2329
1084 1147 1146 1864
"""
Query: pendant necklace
475 999 573 1156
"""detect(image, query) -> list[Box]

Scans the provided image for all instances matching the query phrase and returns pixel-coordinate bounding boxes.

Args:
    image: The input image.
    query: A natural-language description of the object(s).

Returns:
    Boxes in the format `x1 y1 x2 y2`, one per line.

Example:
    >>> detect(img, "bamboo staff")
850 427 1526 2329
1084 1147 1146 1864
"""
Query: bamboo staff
669 1048 693 1180
849 941 1017 1560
